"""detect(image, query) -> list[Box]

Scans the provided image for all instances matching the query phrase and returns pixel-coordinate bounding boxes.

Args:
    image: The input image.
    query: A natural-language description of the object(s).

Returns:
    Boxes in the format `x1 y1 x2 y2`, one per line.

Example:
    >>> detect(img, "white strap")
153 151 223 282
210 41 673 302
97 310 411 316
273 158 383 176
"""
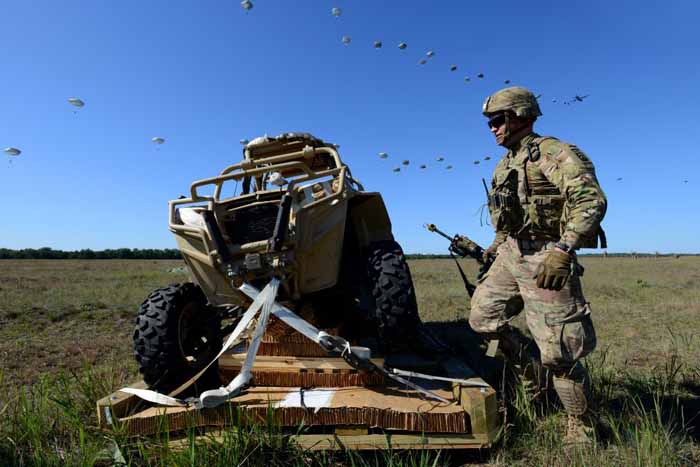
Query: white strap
198 278 280 408
120 279 279 408
239 284 451 404
390 368 491 388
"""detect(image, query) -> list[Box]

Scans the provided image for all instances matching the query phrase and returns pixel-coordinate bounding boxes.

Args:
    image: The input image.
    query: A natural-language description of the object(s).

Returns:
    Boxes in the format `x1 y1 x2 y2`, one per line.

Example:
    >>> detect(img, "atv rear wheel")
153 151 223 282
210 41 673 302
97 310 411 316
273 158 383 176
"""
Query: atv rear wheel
133 283 222 393
366 240 421 352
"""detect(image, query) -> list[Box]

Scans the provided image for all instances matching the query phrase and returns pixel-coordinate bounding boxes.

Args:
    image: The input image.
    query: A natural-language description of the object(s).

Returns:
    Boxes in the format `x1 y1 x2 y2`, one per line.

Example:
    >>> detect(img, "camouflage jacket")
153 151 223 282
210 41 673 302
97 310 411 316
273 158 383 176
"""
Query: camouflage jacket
488 132 607 249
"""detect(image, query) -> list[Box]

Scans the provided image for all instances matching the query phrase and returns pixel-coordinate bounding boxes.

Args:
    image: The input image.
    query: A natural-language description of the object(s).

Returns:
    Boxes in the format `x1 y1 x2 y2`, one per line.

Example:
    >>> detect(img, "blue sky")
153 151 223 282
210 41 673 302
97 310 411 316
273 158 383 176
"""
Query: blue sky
2 0 698 253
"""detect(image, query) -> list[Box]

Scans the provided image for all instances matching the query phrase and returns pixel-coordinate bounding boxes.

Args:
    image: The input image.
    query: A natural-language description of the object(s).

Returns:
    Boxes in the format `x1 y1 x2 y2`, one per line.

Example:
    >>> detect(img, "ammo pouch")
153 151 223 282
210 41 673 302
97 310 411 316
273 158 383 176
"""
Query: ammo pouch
489 169 524 233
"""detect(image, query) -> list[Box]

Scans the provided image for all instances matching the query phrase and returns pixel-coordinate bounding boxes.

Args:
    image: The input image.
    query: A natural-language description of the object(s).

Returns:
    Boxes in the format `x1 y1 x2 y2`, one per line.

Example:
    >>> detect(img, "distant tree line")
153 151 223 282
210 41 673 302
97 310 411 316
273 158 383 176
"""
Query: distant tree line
0 247 182 259
1 249 696 260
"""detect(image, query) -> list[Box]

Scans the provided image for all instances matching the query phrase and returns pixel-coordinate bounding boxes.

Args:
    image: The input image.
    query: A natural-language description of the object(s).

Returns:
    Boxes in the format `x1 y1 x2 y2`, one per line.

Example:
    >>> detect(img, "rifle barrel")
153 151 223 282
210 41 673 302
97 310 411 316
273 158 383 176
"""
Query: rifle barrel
425 223 454 241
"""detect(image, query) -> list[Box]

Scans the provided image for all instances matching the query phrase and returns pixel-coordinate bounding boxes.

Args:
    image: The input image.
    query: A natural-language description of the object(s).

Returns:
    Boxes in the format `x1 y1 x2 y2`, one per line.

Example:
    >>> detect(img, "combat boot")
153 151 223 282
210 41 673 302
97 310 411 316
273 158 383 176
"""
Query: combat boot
552 363 597 448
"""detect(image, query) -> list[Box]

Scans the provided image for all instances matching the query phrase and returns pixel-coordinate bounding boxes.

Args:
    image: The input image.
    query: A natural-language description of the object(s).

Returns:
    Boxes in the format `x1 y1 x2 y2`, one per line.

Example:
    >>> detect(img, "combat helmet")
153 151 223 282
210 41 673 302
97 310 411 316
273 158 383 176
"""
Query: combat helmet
482 86 542 119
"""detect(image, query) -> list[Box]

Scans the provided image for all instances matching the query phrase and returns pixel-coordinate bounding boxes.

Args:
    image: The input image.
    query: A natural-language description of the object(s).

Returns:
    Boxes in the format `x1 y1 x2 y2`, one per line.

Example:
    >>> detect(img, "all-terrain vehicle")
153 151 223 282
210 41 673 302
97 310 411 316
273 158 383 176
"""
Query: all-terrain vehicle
133 132 425 391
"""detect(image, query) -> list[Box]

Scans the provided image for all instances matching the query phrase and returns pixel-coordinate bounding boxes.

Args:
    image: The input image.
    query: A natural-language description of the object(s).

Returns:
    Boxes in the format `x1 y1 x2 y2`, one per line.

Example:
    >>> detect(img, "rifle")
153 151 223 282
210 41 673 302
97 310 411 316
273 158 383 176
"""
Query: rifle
424 223 494 297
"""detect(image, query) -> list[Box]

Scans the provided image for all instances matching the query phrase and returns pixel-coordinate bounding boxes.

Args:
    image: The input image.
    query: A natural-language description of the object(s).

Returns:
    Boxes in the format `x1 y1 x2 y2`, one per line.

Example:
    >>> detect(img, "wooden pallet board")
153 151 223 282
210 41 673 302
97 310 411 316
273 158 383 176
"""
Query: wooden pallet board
169 430 494 451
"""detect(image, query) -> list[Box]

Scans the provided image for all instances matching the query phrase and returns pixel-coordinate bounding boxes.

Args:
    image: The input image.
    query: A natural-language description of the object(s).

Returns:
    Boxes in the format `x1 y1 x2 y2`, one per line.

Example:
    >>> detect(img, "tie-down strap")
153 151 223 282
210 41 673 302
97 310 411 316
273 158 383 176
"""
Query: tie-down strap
120 279 478 408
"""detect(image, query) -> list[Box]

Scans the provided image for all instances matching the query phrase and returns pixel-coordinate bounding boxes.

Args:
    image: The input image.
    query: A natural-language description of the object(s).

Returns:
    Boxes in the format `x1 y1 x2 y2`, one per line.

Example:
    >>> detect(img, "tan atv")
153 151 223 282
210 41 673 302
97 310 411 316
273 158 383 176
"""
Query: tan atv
133 132 425 392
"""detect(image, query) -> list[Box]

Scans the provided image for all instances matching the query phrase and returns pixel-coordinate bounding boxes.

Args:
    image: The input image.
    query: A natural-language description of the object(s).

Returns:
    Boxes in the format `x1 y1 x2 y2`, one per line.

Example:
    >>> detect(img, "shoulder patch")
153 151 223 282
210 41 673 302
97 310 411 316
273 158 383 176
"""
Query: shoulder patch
567 144 590 162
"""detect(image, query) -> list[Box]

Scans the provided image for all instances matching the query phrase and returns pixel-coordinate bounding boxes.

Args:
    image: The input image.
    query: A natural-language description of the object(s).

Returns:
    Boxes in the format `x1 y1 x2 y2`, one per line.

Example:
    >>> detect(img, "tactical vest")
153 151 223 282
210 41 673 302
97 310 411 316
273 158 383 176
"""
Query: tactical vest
488 136 606 248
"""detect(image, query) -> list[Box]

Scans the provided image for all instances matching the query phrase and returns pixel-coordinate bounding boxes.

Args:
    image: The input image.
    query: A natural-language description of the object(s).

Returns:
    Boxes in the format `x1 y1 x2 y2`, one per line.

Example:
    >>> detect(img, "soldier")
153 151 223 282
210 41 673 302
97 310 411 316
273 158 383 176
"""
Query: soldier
464 86 607 445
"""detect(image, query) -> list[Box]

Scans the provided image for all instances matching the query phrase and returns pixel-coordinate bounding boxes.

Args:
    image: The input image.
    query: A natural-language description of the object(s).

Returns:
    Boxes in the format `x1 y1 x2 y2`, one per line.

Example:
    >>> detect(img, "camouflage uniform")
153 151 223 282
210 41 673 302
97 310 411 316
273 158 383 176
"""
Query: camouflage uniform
470 87 607 445
470 132 605 368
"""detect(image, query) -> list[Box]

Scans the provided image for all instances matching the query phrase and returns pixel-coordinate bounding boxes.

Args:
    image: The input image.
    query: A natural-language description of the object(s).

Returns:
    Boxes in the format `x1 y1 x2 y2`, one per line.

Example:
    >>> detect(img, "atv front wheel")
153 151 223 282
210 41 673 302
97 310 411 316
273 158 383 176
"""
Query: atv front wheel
133 283 222 393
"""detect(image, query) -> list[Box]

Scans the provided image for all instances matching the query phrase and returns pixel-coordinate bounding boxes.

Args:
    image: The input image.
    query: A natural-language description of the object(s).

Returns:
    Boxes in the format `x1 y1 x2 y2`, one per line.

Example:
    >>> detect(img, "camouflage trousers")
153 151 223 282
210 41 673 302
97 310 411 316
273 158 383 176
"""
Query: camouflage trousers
469 236 596 370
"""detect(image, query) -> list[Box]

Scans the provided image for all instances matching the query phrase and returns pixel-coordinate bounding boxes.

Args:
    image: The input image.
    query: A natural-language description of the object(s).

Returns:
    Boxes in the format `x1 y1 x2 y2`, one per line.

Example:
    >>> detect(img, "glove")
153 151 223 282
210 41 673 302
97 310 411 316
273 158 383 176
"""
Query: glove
482 232 507 263
534 249 572 290
450 236 474 257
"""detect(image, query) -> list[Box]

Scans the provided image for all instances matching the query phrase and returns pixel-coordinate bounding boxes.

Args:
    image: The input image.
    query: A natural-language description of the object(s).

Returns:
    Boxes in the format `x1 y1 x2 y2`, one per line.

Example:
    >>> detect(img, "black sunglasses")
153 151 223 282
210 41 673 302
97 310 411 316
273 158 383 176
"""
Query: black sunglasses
487 114 507 129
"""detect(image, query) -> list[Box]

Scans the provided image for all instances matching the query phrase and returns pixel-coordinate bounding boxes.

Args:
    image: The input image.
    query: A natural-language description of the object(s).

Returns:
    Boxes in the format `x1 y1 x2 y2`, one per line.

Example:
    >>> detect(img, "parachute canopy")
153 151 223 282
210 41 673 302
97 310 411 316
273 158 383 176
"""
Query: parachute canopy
473 160 480 165
398 42 407 50
402 160 410 166
419 58 427 65
373 40 382 48
477 73 484 79
4 147 21 156
331 7 342 17
68 97 85 108
426 50 435 57
342 35 351 45
446 165 453 170
436 156 444 162
378 152 388 159
152 137 165 144
241 0 253 11
393 167 401 173
420 164 427 169
239 139 249 145
450 65 458 72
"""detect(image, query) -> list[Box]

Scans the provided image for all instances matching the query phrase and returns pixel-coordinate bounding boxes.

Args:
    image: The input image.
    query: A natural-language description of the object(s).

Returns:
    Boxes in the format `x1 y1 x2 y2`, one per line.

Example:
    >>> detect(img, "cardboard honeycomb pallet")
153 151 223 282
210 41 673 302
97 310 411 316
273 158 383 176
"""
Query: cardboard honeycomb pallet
96 334 500 450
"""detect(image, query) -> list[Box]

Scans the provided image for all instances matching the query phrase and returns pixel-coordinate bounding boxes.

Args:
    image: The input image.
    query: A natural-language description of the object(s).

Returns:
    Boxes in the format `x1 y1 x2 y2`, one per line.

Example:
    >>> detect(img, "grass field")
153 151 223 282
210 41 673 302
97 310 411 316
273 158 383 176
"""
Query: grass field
1 257 699 465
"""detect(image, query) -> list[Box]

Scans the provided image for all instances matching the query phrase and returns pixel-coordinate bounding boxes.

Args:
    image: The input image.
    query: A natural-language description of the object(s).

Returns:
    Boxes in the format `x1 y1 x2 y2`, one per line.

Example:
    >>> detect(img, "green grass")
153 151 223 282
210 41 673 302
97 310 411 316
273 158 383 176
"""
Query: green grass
1 258 699 465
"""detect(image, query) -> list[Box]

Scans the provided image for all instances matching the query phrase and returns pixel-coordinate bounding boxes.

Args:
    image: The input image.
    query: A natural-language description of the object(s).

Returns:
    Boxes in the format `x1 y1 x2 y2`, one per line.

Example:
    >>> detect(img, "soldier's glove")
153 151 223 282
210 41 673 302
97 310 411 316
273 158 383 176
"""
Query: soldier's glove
449 236 472 258
535 249 572 290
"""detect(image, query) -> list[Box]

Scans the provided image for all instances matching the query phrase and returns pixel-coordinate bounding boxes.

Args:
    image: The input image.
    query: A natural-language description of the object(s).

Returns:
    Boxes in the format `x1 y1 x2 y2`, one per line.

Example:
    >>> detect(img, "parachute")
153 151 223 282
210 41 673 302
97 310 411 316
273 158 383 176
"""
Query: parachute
393 167 401 173
426 50 435 57
241 0 253 11
373 40 382 48
239 139 249 145
473 160 480 165
331 7 342 17
419 58 427 65
436 156 444 162
484 156 491 161
419 164 427 169
4 147 21 165
342 36 351 45
68 97 85 108
151 137 165 145
464 76 471 82
450 65 458 72
446 165 453 170
378 152 388 159
398 42 407 50
402 160 409 166
477 73 484 78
